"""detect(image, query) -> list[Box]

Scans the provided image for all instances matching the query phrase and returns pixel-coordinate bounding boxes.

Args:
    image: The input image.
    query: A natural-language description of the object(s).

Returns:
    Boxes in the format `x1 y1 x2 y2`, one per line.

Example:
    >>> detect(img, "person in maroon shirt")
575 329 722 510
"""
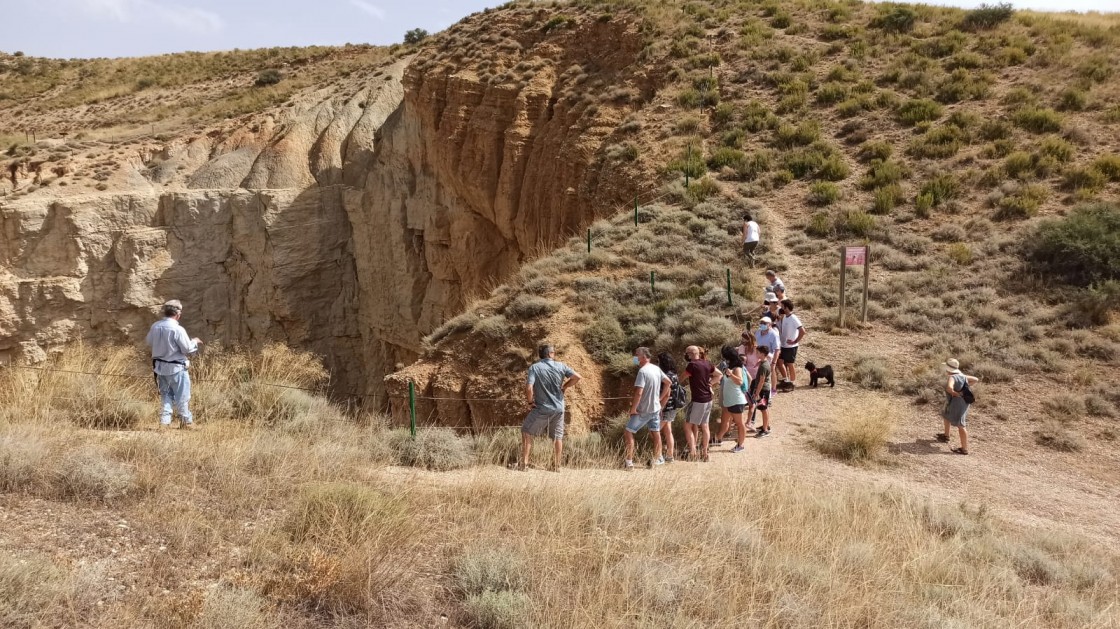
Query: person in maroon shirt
678 345 722 462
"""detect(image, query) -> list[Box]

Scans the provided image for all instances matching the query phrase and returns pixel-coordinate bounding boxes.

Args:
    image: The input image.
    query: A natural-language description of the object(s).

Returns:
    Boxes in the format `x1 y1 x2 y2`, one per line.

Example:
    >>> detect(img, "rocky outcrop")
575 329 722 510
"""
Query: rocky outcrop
0 9 656 418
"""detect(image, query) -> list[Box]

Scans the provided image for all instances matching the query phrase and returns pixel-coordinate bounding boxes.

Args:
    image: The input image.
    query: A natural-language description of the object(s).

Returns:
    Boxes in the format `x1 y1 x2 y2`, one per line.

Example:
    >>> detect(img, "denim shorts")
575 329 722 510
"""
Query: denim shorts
625 412 661 433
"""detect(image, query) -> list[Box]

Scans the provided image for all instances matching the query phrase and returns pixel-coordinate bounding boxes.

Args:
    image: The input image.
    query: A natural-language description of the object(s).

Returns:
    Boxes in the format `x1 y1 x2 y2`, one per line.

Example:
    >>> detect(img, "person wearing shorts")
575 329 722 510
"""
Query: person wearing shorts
517 344 581 471
742 213 760 266
777 299 804 391
752 346 773 437
679 345 721 462
625 347 671 469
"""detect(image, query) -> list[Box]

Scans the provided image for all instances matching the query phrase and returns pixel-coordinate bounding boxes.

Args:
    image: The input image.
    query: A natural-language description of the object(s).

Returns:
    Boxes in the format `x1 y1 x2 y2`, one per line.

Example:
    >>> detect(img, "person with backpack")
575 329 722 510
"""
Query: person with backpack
751 345 773 437
938 358 980 455
656 352 686 464
715 346 750 453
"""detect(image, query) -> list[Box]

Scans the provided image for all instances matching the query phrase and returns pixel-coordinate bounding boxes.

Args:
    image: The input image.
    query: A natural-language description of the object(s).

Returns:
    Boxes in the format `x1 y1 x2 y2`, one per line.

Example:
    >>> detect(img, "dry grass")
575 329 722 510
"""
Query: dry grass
816 399 896 463
1 347 1118 627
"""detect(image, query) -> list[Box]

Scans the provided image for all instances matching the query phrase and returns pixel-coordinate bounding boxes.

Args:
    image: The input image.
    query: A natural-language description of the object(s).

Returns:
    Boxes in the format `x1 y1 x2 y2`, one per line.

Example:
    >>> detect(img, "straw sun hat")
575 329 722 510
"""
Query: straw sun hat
943 358 961 374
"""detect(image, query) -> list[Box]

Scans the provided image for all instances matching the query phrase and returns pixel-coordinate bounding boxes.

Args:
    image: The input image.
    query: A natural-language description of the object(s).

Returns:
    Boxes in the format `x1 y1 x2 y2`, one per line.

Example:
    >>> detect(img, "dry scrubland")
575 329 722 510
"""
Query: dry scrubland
3 0 1120 627
416 0 1119 451
2 347 1119 628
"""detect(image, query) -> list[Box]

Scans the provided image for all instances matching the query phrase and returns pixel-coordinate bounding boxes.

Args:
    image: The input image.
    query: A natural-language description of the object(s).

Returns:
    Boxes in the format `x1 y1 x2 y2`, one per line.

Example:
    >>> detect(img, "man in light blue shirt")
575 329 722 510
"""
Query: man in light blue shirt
145 299 202 429
517 344 580 471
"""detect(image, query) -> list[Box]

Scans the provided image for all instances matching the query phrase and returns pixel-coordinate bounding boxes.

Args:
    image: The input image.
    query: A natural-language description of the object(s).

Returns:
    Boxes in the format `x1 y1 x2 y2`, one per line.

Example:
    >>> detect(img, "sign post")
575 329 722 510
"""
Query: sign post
408 379 417 438
839 245 870 327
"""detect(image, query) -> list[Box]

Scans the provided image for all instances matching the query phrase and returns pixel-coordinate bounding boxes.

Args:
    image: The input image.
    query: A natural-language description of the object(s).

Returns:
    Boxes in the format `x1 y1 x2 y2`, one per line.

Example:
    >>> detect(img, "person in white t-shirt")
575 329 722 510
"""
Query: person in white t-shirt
777 299 805 391
742 213 760 266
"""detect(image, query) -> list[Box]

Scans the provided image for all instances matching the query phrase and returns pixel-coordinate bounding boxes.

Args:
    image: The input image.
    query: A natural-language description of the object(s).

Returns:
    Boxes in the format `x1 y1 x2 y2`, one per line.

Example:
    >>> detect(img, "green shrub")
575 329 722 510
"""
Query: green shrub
687 177 720 202
920 174 959 206
896 99 943 126
1062 167 1107 196
947 243 973 265
474 316 512 341
936 68 990 103
773 120 820 148
738 151 773 180
582 316 625 361
851 355 890 389
836 96 874 118
1092 155 1120 181
1078 55 1113 83
915 193 934 217
707 147 745 170
666 146 706 179
979 119 1012 141
1039 137 1075 163
1027 203 1120 286
860 160 908 190
1004 151 1035 178
254 69 282 86
909 125 965 159
994 184 1047 220
1072 281 1120 327
404 27 430 43
505 295 558 319
857 141 893 163
873 6 917 33
808 181 841 206
807 211 831 237
1057 89 1088 112
816 81 850 105
871 185 903 215
961 3 1014 30
674 116 702 135
835 208 877 237
819 154 850 181
741 101 778 132
1013 107 1063 133
712 103 735 127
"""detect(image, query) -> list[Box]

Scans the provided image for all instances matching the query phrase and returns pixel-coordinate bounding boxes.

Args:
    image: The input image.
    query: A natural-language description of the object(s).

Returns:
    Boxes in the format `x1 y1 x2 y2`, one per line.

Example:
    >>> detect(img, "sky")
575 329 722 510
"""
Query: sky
0 0 1115 59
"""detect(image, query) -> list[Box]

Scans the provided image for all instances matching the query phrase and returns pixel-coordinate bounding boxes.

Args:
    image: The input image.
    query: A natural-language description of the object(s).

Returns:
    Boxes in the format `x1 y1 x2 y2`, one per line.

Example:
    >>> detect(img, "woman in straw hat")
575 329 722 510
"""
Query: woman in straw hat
937 358 979 454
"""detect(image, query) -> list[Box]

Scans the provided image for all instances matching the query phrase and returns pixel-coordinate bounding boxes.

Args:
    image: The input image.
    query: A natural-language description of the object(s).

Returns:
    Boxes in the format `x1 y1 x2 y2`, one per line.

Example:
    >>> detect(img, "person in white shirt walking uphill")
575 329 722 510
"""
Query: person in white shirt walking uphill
776 299 805 391
742 213 760 267
624 347 671 470
517 344 582 472
145 299 202 429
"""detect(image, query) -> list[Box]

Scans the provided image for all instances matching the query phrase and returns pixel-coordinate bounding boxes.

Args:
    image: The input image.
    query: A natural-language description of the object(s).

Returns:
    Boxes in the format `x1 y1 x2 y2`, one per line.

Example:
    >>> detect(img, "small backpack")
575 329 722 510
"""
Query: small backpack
668 373 688 410
960 380 975 404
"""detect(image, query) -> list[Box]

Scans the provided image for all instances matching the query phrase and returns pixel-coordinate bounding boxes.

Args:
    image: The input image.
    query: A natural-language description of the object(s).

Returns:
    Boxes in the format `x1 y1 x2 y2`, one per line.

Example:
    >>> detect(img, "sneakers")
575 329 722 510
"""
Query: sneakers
179 422 194 430
755 429 770 438
624 460 635 470
664 457 674 464
649 456 665 468
731 445 745 453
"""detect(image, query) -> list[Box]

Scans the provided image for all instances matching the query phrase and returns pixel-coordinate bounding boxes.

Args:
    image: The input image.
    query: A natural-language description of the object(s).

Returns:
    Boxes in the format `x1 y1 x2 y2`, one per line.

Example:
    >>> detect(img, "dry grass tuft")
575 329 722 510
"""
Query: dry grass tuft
816 400 896 462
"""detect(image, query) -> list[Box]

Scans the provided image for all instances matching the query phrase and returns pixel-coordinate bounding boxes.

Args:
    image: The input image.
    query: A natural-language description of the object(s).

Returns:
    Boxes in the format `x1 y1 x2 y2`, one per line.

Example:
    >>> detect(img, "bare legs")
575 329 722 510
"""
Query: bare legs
659 421 675 460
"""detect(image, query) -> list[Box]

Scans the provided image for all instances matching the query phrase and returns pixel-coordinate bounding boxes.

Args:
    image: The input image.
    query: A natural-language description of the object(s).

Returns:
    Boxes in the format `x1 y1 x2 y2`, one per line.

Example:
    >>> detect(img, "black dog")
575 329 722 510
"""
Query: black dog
805 362 834 388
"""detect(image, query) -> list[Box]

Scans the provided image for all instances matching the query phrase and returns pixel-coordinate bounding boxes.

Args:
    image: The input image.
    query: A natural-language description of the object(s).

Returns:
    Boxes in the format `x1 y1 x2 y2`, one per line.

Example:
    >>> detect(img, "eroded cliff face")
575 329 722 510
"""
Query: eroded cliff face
0 10 654 411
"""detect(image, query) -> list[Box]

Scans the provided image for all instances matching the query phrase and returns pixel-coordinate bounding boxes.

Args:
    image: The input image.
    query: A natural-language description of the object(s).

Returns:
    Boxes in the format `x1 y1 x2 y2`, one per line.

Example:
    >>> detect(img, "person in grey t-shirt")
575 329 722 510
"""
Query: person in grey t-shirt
516 344 581 471
623 347 670 470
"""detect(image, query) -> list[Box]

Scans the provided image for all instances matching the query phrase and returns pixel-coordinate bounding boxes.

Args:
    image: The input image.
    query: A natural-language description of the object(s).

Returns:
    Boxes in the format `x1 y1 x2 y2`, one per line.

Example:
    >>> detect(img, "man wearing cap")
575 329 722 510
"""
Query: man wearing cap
145 300 202 429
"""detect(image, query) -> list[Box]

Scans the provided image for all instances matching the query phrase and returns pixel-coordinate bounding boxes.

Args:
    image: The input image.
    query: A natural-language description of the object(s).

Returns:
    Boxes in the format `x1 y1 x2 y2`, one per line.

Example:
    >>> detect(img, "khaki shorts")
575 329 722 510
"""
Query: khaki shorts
522 408 565 440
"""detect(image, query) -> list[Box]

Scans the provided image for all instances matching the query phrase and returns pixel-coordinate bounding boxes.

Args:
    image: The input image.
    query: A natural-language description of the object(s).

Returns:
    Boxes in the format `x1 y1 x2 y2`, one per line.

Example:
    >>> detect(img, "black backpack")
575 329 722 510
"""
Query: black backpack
667 373 688 411
960 381 975 405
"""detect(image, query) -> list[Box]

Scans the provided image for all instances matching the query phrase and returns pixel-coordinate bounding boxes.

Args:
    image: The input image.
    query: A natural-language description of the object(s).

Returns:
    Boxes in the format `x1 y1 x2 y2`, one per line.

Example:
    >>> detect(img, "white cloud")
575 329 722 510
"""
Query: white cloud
73 0 224 33
349 0 387 20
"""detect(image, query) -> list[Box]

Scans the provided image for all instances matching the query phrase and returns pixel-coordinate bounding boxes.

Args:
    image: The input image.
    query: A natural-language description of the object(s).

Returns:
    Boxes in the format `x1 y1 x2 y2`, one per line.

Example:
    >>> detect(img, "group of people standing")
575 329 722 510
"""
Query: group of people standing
516 267 809 471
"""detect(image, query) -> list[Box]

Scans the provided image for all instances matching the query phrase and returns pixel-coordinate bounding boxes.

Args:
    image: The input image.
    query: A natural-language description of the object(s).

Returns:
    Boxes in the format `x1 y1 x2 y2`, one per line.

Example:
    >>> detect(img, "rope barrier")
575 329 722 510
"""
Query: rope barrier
1 364 636 404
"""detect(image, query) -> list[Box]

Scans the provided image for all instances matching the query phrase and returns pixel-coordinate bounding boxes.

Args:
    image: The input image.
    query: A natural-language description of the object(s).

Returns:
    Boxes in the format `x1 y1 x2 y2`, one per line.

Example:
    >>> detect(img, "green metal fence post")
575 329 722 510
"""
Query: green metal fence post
408 379 417 438
650 270 656 293
634 195 638 226
726 268 733 307
587 228 591 254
